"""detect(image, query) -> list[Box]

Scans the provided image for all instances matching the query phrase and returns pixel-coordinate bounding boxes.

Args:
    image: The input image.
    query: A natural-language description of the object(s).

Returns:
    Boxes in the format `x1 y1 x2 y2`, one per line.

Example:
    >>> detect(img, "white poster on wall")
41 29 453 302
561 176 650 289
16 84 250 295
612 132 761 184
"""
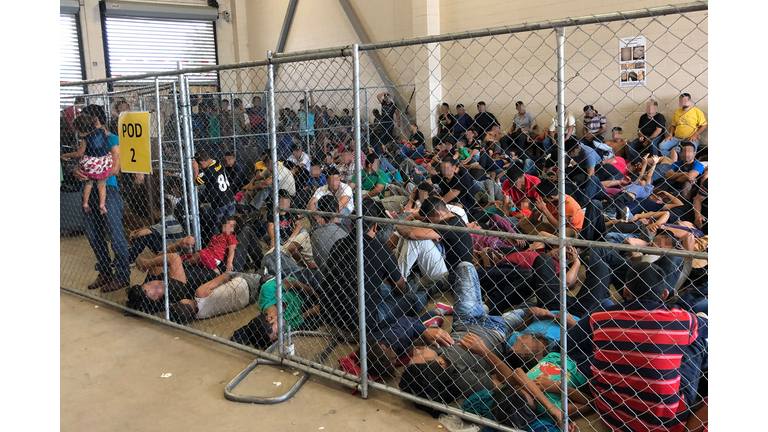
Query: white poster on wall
619 36 646 87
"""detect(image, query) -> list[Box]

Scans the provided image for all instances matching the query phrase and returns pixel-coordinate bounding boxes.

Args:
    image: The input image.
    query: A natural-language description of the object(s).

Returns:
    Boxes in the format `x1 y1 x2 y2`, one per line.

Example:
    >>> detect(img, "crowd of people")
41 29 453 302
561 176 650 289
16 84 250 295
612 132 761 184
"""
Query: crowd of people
61 90 708 432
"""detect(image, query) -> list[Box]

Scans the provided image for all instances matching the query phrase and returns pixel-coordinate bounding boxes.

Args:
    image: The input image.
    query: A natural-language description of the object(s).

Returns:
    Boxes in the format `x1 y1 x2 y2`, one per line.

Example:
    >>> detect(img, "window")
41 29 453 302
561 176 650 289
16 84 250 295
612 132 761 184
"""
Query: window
104 17 218 86
60 14 85 109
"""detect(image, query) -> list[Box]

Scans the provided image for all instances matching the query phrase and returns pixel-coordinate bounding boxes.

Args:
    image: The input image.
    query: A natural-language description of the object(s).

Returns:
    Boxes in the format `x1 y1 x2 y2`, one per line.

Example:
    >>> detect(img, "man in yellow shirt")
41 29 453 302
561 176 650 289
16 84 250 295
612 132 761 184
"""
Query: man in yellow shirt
660 93 707 157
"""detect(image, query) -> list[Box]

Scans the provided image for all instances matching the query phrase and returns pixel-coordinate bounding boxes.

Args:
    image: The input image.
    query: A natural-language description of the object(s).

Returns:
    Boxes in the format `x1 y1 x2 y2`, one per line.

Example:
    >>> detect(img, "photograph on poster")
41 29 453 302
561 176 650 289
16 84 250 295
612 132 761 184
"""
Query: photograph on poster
619 36 646 87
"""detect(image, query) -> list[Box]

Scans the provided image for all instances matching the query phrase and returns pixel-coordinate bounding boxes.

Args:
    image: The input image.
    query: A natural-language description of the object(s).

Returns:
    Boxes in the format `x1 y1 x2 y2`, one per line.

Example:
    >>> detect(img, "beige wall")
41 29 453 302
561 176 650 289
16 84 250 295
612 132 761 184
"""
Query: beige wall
237 0 706 143
71 0 707 143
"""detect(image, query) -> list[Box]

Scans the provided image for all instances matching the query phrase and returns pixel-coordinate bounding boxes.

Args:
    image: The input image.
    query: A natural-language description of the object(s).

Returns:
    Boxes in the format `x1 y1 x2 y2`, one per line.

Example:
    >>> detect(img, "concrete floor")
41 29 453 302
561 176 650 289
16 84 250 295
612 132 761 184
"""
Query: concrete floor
61 291 442 432
61 229 612 432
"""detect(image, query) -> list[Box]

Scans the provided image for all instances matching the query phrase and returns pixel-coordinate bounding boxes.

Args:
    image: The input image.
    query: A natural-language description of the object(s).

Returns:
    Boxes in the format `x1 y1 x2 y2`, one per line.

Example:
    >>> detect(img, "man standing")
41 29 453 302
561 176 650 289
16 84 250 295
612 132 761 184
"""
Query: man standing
628 100 666 159
472 101 498 139
247 95 268 156
298 92 316 151
660 93 708 157
194 151 236 226
73 104 130 293
377 91 401 145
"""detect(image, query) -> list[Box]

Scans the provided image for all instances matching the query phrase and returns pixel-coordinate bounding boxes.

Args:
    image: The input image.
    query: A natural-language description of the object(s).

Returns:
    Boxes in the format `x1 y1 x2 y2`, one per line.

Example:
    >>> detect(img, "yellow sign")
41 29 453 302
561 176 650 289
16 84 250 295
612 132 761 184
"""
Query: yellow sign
118 112 152 174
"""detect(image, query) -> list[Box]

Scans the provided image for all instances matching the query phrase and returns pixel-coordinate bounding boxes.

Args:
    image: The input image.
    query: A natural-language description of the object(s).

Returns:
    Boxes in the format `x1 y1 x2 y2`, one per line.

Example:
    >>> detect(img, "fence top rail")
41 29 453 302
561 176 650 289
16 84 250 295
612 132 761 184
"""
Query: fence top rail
283 207 709 260
60 1 706 89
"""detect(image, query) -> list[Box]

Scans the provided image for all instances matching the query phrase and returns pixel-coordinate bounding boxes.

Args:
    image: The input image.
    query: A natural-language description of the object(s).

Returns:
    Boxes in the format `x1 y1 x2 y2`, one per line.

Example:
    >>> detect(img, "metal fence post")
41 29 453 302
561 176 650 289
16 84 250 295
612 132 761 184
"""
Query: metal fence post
231 91 236 158
172 81 192 235
555 26 569 432
155 77 170 321
304 89 310 159
352 44 368 399
177 63 202 250
364 87 370 148
267 50 285 357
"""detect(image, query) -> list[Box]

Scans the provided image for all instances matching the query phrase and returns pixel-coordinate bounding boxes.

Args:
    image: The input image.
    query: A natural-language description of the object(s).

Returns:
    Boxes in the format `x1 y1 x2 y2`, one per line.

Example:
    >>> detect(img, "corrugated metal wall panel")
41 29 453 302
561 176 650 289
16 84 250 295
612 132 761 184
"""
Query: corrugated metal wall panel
104 16 217 85
60 14 85 109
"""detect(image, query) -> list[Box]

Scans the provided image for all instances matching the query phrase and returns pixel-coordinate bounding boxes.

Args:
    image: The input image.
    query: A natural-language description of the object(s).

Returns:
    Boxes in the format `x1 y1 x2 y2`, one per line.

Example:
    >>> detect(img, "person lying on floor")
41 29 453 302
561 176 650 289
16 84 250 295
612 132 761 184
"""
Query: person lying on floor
135 216 240 274
166 271 263 323
357 303 456 380
456 331 588 432
229 268 323 348
125 252 217 315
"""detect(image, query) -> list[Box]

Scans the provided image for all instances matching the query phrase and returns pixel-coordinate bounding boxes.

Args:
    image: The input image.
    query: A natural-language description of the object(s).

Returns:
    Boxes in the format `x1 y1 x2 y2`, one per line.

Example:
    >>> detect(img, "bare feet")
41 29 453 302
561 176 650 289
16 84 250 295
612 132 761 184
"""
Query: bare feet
99 204 108 215
83 203 91 213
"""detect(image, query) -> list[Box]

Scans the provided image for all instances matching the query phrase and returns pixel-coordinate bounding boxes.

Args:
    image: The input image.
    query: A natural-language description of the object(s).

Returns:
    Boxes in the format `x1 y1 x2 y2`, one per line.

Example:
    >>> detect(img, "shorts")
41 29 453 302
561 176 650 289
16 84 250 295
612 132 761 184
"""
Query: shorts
182 250 221 270
79 154 113 180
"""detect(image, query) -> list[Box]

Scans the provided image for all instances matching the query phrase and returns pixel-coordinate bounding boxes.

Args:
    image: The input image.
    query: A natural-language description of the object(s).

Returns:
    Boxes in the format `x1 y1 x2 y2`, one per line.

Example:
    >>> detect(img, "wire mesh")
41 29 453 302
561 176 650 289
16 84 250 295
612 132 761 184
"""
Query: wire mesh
60 4 708 432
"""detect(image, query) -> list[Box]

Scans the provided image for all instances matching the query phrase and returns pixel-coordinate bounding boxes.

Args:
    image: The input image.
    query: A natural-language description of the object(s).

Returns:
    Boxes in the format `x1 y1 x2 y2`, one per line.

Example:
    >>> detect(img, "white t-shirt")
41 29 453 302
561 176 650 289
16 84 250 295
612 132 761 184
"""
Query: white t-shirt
548 112 576 133
288 152 311 171
312 183 354 213
273 164 297 195
412 200 468 223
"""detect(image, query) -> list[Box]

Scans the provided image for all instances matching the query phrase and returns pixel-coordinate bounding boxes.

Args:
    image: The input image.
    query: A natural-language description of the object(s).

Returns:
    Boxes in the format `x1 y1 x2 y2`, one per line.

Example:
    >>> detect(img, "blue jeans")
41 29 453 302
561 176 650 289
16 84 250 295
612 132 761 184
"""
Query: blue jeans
659 136 698 158
127 232 185 263
627 135 663 159
452 262 521 337
604 232 637 244
399 144 425 160
84 185 131 282
376 283 429 323
379 156 397 174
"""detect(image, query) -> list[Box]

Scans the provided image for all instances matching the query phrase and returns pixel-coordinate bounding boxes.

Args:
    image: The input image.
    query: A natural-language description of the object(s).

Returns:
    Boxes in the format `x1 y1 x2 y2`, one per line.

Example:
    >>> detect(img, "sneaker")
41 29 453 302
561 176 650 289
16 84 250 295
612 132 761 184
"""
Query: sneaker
616 206 627 222
435 302 454 316
422 316 444 328
622 206 631 221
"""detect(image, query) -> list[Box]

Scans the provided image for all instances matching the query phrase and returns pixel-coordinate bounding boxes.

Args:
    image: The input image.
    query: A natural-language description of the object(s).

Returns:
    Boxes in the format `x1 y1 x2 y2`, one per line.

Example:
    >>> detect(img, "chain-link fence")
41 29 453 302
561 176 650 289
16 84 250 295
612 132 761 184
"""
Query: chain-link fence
61 2 708 431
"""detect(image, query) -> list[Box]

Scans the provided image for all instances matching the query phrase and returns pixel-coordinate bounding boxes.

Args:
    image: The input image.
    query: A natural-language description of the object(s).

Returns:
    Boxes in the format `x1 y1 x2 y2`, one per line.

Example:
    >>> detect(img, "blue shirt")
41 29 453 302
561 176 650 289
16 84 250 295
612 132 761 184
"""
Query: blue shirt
670 159 705 176
369 316 427 358
506 312 581 352
622 182 654 199
306 174 327 189
453 113 473 138
580 143 602 168
84 129 111 158
105 134 119 189
298 111 315 136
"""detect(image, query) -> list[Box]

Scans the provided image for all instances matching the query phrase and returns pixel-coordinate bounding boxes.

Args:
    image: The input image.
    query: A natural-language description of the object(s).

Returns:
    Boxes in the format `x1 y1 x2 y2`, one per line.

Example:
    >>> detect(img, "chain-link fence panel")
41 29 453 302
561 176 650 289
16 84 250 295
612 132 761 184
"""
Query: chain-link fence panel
60 2 708 431
347 4 708 432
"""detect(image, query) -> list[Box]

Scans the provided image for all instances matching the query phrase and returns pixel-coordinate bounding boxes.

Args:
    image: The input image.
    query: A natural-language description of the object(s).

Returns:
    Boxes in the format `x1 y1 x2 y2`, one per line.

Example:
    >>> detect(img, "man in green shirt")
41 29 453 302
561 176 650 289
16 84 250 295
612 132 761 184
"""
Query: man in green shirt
351 153 388 200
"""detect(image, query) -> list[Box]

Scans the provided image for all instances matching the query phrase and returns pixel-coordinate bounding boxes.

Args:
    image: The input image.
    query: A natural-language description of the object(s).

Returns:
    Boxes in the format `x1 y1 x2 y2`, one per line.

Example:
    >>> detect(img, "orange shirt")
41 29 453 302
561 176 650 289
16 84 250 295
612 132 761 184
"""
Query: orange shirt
545 194 584 231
